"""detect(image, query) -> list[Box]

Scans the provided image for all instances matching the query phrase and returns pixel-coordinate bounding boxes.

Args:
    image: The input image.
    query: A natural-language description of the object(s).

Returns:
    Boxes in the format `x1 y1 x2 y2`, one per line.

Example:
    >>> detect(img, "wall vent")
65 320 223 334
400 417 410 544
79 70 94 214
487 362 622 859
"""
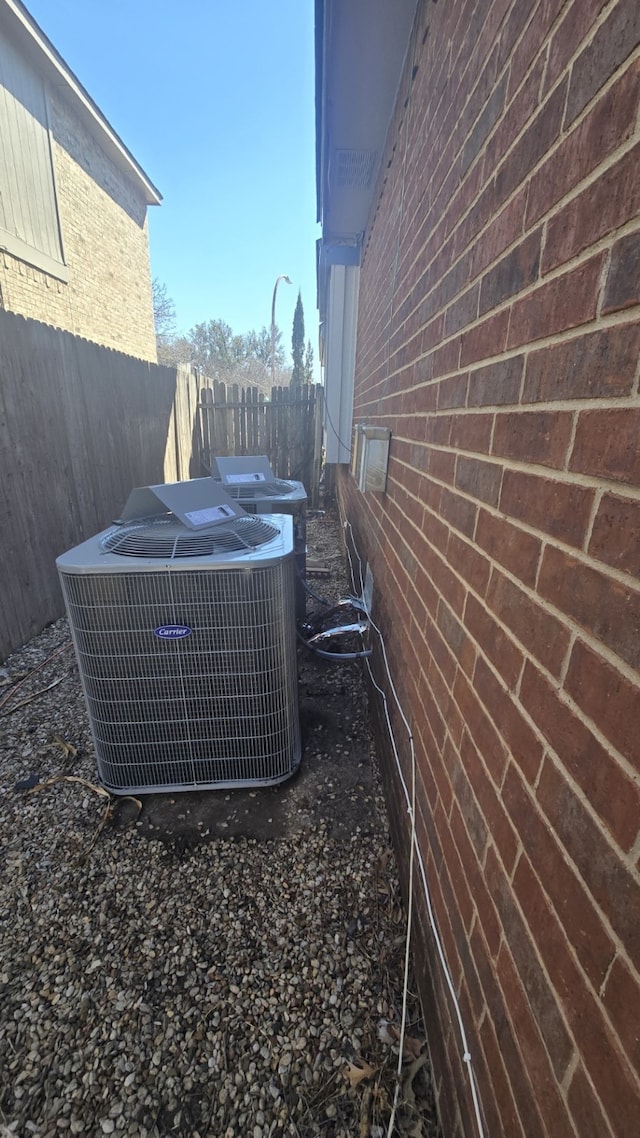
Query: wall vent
334 149 377 188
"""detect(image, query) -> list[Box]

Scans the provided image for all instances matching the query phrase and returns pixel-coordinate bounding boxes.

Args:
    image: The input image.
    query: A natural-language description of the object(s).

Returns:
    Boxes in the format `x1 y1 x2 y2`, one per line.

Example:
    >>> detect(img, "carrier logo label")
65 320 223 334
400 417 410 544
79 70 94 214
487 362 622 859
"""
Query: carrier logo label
154 624 192 640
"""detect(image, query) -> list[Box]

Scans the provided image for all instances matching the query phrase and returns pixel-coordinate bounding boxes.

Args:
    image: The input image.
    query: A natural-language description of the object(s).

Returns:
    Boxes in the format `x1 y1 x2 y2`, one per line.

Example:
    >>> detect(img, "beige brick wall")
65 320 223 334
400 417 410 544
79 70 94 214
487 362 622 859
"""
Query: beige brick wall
0 88 157 362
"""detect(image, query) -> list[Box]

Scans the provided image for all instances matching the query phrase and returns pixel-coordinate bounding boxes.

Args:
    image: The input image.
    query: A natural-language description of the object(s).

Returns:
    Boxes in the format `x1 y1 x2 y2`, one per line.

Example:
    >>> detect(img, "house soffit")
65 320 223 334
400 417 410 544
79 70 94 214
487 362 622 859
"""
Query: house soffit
316 0 417 248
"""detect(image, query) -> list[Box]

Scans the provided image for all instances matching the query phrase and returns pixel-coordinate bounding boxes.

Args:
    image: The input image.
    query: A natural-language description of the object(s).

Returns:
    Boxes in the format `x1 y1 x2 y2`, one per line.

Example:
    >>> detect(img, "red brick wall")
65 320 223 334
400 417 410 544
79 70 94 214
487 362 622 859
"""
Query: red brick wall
337 2 640 1135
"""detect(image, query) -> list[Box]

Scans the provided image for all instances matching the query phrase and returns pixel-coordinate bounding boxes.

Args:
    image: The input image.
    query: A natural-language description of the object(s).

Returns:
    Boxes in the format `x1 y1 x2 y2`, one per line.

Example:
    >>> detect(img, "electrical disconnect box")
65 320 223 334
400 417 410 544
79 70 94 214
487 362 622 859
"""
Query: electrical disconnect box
352 425 391 493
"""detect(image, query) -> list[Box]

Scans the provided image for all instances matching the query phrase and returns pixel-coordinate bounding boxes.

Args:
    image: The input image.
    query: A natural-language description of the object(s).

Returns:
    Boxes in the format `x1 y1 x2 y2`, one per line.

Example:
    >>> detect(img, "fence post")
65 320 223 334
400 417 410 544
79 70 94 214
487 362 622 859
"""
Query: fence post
258 391 266 453
312 383 324 507
198 382 214 474
251 387 259 451
216 380 227 455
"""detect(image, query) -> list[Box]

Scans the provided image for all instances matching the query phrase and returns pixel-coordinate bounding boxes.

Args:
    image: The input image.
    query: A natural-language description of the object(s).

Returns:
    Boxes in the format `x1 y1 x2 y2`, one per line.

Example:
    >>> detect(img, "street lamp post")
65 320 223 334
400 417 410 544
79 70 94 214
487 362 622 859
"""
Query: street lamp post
270 274 292 384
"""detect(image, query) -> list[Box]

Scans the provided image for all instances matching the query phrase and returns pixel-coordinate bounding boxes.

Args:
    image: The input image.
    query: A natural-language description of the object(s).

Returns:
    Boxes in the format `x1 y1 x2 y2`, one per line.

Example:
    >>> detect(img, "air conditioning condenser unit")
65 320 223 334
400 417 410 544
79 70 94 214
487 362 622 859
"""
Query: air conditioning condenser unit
56 482 301 795
211 457 308 618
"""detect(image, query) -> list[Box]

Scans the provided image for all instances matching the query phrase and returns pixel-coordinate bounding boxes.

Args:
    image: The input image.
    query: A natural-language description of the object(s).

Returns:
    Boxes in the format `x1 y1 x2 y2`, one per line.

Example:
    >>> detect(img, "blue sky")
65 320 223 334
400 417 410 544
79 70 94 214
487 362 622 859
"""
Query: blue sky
26 0 320 369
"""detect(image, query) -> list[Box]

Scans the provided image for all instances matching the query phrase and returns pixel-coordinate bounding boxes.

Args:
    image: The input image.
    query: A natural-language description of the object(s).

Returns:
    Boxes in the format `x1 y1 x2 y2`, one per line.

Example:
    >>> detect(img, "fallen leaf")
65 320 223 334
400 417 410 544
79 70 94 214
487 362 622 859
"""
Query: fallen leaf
344 1058 377 1088
402 1052 428 1107
52 734 78 759
28 774 110 799
402 1034 424 1061
376 847 394 872
378 1019 424 1061
25 775 141 856
405 1123 424 1137
359 1083 373 1138
378 1017 397 1046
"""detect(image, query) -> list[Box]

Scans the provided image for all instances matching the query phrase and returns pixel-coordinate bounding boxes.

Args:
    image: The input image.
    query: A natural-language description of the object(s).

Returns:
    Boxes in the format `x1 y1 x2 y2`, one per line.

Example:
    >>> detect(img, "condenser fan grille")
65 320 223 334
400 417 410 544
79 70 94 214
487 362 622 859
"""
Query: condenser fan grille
101 516 278 558
223 479 296 500
59 562 300 793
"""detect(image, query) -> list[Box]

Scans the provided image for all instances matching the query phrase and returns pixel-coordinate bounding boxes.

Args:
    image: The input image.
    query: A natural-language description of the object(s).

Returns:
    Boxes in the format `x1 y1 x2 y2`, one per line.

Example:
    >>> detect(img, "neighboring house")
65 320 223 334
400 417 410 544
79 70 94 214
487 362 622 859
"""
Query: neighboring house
317 3 640 1138
0 0 161 361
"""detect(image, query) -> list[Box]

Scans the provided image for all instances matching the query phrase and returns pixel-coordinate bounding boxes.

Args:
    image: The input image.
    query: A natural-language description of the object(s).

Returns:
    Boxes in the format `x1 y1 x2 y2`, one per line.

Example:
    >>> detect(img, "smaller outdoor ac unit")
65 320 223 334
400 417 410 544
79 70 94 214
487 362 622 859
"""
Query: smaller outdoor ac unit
57 480 301 795
211 457 308 618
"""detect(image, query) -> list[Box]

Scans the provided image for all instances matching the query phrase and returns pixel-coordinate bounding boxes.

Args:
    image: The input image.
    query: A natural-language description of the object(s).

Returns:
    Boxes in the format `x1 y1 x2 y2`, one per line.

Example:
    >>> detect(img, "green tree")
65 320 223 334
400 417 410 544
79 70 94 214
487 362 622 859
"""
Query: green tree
245 326 282 369
290 292 305 387
303 338 315 384
149 290 290 389
185 320 287 391
187 319 245 374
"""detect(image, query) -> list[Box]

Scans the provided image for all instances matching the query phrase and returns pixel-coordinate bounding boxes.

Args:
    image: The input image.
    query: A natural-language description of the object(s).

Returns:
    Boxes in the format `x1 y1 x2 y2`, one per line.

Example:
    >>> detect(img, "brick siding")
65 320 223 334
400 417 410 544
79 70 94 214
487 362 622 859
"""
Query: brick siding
0 90 156 362
338 2 640 1136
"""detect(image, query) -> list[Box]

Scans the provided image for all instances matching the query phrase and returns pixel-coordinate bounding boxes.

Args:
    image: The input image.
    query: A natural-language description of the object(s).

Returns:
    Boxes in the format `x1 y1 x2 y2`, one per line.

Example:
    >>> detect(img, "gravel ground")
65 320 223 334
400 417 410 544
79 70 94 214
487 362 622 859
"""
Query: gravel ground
0 506 440 1138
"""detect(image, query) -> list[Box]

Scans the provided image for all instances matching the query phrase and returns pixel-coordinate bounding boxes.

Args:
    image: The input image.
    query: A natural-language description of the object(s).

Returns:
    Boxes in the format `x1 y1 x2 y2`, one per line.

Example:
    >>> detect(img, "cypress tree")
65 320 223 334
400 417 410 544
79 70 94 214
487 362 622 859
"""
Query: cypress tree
291 292 305 386
304 338 315 384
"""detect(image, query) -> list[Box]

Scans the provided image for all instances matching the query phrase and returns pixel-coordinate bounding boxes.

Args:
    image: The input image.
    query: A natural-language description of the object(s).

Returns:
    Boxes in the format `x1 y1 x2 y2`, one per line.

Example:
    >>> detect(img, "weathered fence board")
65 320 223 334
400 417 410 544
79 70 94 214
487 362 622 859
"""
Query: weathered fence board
0 311 210 659
0 309 325 658
198 382 323 506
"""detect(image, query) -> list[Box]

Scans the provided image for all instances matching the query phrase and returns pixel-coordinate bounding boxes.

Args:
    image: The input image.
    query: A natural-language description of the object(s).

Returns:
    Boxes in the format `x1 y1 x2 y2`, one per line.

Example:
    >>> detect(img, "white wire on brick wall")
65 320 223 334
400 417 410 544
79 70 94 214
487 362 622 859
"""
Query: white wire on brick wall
341 513 486 1138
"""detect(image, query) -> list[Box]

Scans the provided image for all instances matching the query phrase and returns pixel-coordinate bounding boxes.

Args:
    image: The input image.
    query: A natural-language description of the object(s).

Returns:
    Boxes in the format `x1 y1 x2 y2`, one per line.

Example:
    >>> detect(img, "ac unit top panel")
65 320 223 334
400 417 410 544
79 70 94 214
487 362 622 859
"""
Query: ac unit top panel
119 478 246 530
57 514 294 575
213 454 276 486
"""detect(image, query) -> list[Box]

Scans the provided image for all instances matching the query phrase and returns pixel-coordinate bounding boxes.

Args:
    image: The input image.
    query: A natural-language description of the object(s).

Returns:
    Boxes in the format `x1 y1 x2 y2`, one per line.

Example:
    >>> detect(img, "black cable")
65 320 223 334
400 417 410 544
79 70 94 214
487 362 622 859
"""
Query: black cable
323 397 353 457
296 630 372 661
296 562 333 607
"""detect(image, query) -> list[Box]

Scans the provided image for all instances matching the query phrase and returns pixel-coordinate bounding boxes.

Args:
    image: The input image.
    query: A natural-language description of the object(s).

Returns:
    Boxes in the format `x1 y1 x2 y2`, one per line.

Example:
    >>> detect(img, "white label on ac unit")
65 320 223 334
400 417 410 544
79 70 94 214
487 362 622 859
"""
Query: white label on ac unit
225 473 267 484
184 504 236 525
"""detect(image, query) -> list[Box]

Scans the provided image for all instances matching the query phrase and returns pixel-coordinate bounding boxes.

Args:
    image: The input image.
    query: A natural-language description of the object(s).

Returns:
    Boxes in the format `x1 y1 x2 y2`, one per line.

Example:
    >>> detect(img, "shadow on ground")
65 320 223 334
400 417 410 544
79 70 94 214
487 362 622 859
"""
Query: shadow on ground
125 652 377 846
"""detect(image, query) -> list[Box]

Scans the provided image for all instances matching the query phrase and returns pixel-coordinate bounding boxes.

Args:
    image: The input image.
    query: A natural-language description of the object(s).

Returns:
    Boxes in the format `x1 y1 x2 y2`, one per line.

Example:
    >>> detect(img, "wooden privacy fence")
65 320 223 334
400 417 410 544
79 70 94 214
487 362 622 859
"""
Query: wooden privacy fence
0 310 211 658
198 381 324 507
0 307 323 658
